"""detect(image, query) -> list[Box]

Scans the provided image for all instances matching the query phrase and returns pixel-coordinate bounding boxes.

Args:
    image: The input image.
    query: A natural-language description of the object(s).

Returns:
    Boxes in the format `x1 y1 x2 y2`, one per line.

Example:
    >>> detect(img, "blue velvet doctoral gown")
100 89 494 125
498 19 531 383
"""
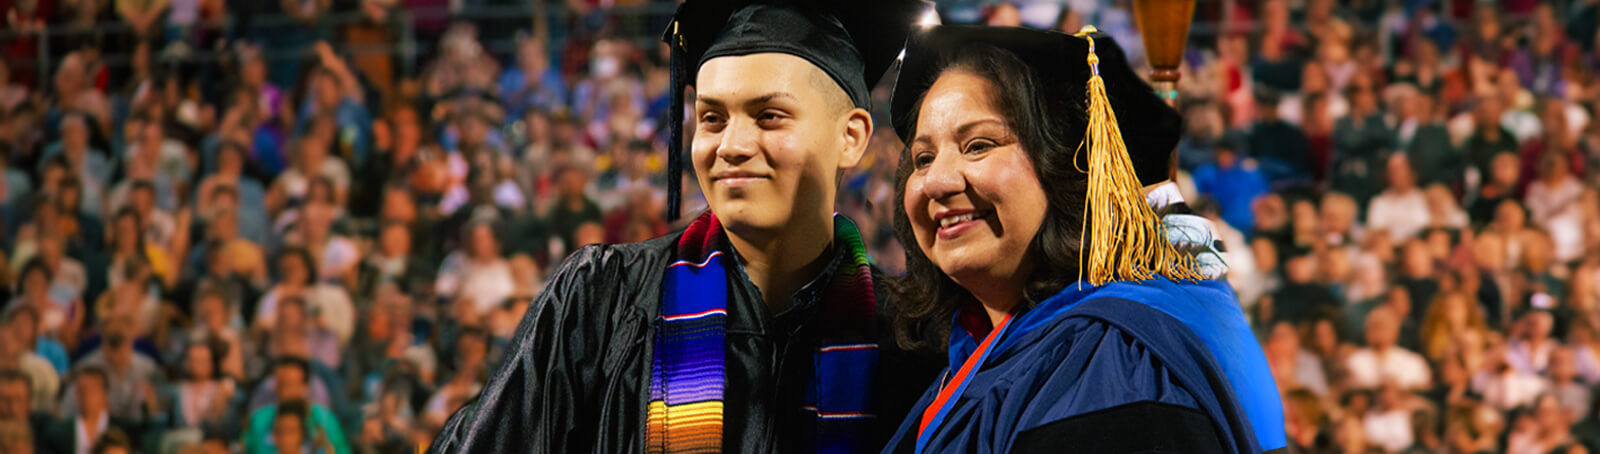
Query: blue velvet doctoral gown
883 278 1286 454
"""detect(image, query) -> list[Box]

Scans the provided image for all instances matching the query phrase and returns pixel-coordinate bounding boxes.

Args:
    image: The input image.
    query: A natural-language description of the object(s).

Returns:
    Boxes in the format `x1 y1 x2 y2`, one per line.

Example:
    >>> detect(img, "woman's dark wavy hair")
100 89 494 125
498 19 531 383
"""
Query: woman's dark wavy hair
889 44 1093 351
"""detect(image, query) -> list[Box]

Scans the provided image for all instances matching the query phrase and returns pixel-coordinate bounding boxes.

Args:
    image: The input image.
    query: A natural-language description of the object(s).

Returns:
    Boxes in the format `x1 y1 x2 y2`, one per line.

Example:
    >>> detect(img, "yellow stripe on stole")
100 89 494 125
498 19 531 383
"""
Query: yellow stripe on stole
646 401 724 453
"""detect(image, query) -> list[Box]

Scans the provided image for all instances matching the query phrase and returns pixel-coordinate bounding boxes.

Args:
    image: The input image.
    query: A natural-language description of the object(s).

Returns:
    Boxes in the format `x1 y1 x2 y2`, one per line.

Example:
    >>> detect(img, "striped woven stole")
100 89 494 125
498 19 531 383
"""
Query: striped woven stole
646 212 880 453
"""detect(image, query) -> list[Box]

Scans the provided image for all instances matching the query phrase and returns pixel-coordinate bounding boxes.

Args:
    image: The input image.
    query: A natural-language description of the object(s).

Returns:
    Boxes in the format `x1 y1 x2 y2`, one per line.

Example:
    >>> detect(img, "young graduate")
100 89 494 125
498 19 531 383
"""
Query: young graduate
882 26 1285 453
427 1 940 453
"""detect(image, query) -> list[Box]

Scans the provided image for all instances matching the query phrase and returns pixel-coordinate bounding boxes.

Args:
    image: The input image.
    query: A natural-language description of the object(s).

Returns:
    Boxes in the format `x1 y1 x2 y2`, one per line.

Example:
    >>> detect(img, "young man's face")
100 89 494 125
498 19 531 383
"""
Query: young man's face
691 53 866 233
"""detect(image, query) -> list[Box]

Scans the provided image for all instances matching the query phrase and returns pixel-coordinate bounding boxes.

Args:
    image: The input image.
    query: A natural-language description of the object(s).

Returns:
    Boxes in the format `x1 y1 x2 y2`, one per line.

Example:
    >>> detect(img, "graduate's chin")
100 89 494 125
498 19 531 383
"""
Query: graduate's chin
707 201 782 231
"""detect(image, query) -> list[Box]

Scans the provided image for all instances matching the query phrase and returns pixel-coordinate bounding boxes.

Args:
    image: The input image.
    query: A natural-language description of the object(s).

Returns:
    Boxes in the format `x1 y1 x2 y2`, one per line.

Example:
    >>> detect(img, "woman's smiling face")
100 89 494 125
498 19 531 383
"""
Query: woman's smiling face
903 69 1047 302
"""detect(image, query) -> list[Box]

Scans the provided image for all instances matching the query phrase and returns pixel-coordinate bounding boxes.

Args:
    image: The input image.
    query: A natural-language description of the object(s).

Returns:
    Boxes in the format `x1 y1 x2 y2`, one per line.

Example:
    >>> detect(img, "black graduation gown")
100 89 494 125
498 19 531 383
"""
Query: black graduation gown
428 234 942 453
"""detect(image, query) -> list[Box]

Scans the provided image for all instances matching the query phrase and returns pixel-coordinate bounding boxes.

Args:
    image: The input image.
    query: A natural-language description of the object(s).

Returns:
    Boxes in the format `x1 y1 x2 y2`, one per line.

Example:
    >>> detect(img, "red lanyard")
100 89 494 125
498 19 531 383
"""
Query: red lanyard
915 313 1014 452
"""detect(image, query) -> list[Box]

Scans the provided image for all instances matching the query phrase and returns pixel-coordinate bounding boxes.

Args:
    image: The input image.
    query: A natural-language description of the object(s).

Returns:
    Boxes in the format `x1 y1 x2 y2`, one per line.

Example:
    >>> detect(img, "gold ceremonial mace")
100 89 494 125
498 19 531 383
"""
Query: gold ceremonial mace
1130 0 1196 180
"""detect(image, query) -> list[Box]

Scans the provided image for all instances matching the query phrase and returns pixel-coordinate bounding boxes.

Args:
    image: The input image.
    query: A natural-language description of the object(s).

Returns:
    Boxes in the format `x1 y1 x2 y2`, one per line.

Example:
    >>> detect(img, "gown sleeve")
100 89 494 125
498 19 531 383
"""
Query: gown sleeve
427 244 635 454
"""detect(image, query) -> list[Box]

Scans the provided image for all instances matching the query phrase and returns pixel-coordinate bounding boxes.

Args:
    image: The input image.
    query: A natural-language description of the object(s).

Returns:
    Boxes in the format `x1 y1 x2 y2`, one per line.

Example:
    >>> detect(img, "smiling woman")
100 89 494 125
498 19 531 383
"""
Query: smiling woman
889 43 1096 350
882 26 1285 454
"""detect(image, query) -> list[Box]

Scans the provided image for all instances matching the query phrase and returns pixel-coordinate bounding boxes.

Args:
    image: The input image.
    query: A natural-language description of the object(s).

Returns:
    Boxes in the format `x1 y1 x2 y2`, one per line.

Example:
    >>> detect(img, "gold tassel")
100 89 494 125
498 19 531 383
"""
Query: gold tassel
1072 26 1203 286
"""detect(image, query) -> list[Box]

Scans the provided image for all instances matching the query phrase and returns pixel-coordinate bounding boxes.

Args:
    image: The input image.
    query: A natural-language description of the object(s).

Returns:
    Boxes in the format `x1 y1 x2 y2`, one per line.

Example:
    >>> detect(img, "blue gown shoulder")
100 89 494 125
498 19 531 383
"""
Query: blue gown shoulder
883 278 1281 454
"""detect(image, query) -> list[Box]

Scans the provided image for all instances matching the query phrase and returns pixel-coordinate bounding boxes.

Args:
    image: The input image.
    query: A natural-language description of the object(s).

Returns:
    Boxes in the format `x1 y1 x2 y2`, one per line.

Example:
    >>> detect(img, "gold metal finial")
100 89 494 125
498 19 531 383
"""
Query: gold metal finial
1074 25 1101 75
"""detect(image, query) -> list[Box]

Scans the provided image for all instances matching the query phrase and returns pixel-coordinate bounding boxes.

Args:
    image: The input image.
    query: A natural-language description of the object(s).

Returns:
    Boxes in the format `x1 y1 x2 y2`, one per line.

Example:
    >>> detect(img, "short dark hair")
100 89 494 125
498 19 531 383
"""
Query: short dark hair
273 356 312 383
182 338 227 380
0 369 33 391
110 206 150 250
16 258 52 288
90 429 131 454
279 296 308 313
57 175 82 193
73 365 110 389
4 305 40 326
129 179 157 195
889 44 1092 351
209 183 239 200
219 139 250 158
457 325 489 346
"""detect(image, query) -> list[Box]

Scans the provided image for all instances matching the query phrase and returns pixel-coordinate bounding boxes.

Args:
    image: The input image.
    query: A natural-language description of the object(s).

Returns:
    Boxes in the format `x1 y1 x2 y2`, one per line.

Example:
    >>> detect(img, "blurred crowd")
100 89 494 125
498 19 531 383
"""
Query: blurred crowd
1 0 1599 453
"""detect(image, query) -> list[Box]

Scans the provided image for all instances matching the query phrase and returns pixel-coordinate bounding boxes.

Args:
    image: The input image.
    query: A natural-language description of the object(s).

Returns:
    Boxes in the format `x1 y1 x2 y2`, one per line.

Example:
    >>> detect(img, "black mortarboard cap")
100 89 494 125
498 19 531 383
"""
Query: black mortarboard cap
661 0 932 221
890 25 1182 186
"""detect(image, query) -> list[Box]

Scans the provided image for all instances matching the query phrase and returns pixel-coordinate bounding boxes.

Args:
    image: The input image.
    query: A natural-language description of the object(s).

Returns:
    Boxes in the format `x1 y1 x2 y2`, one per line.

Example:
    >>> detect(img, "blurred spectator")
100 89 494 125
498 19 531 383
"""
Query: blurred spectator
358 221 429 297
1247 90 1312 186
1424 184 1469 230
0 368 48 452
1550 347 1592 421
423 326 486 430
499 36 567 121
274 296 341 370
1347 305 1432 390
242 358 348 454
1420 291 1488 362
1463 96 1521 185
44 367 122 454
1397 89 1460 189
7 305 69 375
1331 85 1393 201
1271 249 1339 325
253 248 354 349
1265 321 1329 397
0 60 27 112
185 291 246 380
43 113 111 216
1176 99 1223 172
1470 152 1523 224
0 318 57 415
434 220 514 321
1525 151 1589 264
63 316 164 422
0 149 31 208
169 340 235 430
10 259 85 348
1362 385 1417 452
291 200 358 287
1506 394 1580 454
546 165 602 256
1478 334 1549 412
268 137 351 218
268 399 315 454
1367 154 1432 243
1508 310 1560 376
298 44 374 169
118 0 170 39
186 207 269 289
195 142 270 243
1192 134 1267 234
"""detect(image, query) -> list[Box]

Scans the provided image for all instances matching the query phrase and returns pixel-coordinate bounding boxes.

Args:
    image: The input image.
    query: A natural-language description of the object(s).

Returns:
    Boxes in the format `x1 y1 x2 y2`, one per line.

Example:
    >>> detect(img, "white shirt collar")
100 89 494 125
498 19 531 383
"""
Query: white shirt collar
76 411 107 454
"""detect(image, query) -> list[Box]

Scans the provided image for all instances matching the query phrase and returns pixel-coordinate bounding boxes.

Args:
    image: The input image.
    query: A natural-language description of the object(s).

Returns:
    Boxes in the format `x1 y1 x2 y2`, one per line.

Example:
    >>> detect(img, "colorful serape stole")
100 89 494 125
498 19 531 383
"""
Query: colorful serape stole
646 211 880 453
